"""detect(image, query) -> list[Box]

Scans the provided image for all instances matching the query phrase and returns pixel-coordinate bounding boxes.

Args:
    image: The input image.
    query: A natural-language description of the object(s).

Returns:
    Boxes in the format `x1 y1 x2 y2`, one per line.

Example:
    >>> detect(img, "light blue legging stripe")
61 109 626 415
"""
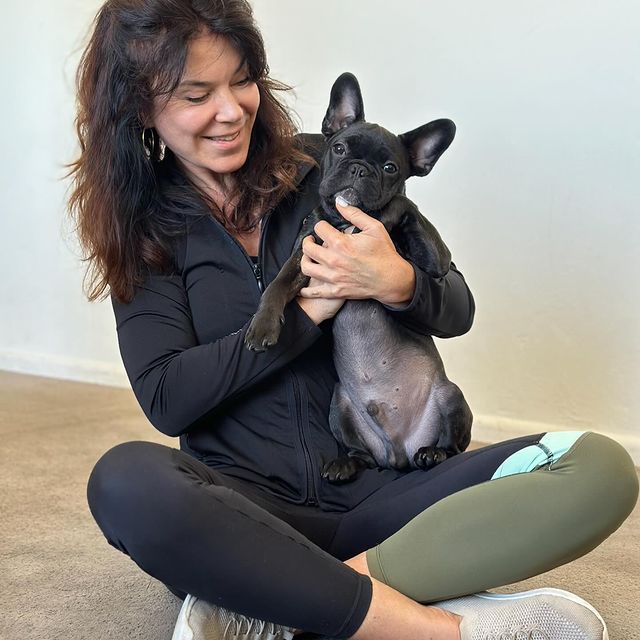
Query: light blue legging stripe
491 431 585 479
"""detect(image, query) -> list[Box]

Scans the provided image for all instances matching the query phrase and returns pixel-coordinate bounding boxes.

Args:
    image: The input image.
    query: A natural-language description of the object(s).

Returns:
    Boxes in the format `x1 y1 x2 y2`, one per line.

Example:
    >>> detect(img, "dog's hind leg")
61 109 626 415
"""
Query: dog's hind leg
414 382 473 470
323 385 378 484
436 381 473 455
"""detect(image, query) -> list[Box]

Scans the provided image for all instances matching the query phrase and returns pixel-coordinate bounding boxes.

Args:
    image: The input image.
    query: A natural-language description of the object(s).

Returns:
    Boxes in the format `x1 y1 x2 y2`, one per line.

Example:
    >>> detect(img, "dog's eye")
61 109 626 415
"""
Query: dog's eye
332 143 346 155
383 163 398 174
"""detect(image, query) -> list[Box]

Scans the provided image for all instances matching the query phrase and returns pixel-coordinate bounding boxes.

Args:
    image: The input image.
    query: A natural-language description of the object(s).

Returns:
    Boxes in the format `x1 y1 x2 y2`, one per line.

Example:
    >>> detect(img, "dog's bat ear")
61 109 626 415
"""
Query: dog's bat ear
321 72 365 137
399 119 456 177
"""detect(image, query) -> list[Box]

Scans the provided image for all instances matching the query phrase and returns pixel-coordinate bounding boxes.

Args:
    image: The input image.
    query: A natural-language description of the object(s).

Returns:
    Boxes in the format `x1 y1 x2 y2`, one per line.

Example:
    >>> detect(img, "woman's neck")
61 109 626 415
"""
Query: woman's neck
234 224 261 256
178 159 236 210
177 158 262 242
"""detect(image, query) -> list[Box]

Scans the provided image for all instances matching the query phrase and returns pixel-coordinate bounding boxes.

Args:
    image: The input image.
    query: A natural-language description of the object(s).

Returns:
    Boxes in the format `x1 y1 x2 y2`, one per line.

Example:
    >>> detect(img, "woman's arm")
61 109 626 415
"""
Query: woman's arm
380 260 475 338
298 201 475 338
112 273 323 438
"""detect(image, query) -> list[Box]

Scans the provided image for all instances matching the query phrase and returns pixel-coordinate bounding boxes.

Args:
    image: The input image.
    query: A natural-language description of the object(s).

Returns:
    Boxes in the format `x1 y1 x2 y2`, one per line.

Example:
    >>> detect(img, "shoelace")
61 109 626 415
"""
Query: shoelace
484 630 551 640
223 613 289 639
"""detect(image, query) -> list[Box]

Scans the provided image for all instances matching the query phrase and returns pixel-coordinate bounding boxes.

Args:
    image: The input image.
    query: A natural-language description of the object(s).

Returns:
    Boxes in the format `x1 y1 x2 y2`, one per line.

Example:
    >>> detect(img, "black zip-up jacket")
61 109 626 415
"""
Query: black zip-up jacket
112 134 475 512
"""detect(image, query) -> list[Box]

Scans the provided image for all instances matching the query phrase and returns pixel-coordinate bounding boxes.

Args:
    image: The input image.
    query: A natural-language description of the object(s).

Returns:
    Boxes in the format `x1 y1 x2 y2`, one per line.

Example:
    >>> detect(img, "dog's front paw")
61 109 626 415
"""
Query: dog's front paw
414 446 449 470
244 312 285 351
321 457 363 484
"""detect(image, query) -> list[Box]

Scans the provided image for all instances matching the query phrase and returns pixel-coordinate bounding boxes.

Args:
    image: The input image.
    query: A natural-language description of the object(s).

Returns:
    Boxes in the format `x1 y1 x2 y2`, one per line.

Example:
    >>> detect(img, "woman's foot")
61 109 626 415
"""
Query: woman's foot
433 588 608 640
171 594 296 640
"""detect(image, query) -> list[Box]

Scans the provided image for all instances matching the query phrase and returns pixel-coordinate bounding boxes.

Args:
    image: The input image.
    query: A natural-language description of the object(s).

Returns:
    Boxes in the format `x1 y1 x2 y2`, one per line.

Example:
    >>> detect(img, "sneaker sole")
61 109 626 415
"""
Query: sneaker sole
171 594 197 640
474 587 609 640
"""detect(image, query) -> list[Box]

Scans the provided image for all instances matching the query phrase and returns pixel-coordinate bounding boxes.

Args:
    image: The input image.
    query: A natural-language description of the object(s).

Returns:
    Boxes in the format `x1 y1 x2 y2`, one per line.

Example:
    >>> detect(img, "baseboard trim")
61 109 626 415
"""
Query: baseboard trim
0 349 129 388
473 414 640 466
2 349 638 465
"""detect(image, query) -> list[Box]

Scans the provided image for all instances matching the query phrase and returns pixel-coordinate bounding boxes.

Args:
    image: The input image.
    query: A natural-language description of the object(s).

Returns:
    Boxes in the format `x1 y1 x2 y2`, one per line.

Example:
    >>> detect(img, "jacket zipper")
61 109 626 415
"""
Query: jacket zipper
212 212 273 293
290 367 319 506
211 211 318 505
252 263 264 292
251 212 271 292
257 211 272 291
260 212 318 505
258 212 318 505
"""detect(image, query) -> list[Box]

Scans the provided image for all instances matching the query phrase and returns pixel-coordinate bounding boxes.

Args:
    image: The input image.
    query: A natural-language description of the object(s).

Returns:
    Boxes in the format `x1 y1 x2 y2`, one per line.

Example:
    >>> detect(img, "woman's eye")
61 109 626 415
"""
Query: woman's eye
185 95 208 104
234 76 252 87
332 143 346 155
383 163 398 174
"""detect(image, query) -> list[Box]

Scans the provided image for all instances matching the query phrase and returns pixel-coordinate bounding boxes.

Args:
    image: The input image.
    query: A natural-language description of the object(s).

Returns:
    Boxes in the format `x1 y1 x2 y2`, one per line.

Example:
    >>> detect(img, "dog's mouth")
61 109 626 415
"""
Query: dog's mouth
333 188 362 208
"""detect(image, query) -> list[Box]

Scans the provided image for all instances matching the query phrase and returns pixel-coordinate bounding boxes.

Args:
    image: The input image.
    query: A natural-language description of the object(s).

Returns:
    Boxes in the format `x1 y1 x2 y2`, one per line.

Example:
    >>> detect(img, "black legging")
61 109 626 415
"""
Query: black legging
86 432 638 637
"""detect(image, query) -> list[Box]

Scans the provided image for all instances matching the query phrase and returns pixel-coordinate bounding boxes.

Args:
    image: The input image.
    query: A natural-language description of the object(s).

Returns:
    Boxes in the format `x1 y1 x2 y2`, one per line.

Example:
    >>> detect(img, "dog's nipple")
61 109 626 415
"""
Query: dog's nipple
366 401 379 417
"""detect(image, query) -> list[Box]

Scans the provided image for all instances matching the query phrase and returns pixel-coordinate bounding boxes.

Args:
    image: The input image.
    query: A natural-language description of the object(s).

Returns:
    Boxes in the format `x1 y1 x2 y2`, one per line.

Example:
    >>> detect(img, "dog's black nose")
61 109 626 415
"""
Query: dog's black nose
349 162 370 178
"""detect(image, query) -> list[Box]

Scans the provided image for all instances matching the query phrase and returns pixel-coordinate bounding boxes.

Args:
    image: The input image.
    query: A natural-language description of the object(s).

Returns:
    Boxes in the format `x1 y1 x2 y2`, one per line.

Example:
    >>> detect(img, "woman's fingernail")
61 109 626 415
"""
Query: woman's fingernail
335 195 348 207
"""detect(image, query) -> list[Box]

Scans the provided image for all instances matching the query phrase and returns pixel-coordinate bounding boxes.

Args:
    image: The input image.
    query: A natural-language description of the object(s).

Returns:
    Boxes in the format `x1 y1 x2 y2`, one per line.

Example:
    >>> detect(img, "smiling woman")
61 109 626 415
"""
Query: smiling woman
68 2 637 640
151 34 261 199
67 0 311 305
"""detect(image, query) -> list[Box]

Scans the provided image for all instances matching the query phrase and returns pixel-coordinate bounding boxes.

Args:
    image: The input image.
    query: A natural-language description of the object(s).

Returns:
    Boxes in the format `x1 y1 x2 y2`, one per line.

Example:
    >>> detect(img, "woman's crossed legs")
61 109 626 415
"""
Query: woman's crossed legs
86 432 638 638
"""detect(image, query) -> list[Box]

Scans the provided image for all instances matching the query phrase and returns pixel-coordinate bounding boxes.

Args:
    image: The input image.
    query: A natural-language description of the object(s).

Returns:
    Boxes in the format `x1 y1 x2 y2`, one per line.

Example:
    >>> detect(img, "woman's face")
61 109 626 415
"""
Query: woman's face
151 32 260 188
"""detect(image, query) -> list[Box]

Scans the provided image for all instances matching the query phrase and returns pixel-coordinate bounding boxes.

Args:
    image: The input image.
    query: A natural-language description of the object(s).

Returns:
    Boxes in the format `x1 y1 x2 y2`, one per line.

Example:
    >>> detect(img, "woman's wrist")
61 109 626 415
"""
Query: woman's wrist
296 296 341 325
296 297 322 324
376 257 416 308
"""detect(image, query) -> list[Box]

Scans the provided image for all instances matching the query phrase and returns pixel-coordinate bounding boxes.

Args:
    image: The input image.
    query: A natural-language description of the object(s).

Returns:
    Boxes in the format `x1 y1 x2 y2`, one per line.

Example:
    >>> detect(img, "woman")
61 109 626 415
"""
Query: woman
68 1 638 639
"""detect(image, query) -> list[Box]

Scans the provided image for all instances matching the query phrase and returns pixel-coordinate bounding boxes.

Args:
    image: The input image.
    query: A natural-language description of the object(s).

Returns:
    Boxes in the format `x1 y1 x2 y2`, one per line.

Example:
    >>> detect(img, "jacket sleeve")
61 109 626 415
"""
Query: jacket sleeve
382 261 475 338
112 274 323 438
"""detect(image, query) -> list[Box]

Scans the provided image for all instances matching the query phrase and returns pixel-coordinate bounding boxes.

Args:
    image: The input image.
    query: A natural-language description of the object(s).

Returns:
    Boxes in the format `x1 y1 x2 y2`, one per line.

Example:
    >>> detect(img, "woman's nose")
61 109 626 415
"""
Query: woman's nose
214 88 244 123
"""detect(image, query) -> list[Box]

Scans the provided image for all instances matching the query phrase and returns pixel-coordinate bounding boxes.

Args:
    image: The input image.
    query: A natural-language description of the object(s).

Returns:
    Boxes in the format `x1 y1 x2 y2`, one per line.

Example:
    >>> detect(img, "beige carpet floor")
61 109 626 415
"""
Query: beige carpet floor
1 370 638 639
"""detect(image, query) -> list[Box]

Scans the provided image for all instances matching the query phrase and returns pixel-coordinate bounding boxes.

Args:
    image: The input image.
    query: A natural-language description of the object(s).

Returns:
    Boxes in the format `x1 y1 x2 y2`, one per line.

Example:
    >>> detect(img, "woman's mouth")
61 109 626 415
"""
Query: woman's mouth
203 131 240 142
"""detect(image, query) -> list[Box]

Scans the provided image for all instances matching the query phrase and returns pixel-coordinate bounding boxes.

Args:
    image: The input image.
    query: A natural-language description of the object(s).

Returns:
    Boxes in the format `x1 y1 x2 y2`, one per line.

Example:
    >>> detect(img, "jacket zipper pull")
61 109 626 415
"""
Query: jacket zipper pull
252 263 264 292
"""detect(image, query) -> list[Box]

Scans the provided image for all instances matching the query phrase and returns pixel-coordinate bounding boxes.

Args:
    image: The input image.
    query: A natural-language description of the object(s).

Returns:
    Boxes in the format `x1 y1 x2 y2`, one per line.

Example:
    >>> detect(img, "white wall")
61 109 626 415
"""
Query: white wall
0 0 124 385
1 1 638 459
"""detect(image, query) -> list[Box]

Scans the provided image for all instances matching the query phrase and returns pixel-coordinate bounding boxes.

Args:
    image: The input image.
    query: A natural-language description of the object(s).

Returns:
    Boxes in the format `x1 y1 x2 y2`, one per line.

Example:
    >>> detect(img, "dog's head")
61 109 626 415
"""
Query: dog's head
318 73 456 226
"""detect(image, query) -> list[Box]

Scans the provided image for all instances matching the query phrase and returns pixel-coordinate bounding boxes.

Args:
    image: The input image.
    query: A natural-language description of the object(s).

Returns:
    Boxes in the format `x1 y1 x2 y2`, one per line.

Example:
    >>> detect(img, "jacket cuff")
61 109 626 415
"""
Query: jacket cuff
381 261 423 314
381 261 475 338
281 299 325 344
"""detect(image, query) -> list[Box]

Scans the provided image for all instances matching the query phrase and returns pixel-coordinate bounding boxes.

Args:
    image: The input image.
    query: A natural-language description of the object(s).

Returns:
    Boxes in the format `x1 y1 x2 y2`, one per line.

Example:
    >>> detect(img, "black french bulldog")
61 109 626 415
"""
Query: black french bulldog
245 72 472 482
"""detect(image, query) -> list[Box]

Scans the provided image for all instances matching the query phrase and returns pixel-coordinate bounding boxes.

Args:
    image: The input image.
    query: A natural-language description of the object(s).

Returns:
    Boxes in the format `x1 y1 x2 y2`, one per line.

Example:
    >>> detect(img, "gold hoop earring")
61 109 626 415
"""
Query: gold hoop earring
141 128 155 159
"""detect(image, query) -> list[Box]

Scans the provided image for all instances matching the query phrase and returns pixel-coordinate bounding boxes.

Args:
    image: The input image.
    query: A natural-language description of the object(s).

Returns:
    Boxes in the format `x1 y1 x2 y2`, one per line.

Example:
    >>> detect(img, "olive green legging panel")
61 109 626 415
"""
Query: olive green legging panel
366 432 639 603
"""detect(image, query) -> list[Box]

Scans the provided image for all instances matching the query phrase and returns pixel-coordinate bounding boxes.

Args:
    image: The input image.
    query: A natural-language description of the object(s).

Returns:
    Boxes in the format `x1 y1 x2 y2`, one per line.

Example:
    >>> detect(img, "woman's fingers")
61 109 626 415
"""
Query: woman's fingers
301 235 328 263
313 220 347 245
299 280 342 298
302 234 344 271
300 251 335 285
334 199 383 234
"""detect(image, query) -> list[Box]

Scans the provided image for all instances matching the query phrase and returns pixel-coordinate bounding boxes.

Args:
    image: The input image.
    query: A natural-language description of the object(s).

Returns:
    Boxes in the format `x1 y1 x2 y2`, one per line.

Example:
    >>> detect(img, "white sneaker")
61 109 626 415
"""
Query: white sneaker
171 594 296 640
433 588 609 640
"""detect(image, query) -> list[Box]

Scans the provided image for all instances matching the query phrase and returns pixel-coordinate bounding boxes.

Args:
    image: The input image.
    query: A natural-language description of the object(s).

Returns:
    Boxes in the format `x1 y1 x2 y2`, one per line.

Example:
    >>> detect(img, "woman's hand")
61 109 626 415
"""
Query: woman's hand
298 200 416 308
296 275 345 325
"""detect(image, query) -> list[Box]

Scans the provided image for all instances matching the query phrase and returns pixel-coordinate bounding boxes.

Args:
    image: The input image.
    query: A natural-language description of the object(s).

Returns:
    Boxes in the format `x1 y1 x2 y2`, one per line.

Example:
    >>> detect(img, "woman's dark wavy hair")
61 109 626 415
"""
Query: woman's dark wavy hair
67 0 313 304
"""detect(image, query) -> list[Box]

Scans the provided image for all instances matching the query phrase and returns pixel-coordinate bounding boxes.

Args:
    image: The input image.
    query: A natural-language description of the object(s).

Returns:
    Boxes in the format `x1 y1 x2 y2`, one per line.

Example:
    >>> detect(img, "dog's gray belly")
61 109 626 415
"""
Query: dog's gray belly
332 299 448 469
